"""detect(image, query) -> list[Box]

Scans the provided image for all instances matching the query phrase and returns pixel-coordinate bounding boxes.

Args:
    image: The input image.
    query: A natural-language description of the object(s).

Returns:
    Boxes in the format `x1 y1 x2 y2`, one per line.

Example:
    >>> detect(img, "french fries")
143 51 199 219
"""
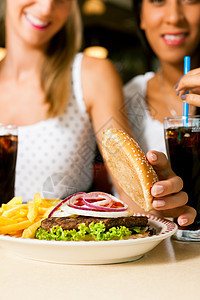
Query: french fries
0 193 60 239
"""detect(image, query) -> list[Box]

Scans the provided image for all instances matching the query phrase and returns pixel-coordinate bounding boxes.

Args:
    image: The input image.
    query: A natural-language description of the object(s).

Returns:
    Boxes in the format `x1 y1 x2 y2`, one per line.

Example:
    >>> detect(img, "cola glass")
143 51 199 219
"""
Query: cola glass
164 116 200 241
0 125 18 204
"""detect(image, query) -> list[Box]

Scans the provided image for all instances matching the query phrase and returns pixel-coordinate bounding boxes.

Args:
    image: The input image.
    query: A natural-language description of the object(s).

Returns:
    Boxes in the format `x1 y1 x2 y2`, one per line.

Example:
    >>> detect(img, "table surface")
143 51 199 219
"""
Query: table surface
0 237 200 300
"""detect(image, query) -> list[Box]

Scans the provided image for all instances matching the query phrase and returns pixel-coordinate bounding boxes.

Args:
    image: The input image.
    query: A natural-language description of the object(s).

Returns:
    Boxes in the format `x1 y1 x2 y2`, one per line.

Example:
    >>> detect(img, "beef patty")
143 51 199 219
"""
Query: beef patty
41 215 148 232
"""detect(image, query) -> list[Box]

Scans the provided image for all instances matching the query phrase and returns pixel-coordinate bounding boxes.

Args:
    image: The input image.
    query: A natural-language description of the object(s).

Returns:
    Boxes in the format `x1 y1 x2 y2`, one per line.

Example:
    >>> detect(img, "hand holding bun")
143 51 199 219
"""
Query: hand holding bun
102 129 158 211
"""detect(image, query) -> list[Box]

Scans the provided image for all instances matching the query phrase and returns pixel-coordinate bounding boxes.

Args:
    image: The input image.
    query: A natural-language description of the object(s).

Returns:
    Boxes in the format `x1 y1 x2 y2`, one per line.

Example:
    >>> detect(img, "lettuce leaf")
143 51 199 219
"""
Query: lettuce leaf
35 221 146 241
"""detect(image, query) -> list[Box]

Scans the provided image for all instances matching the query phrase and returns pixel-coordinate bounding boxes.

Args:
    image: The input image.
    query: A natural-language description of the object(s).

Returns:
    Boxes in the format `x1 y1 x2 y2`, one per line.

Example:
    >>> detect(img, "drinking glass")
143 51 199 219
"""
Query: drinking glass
164 116 200 241
0 125 18 204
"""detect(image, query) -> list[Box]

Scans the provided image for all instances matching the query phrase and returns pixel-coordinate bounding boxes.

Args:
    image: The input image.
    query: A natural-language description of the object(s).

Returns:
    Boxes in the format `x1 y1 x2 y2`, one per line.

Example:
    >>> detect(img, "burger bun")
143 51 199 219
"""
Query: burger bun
102 129 158 211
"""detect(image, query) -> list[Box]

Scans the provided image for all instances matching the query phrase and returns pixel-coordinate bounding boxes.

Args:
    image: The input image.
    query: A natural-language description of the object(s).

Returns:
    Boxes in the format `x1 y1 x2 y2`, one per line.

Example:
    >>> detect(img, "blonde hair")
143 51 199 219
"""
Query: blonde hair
42 1 82 117
0 0 82 117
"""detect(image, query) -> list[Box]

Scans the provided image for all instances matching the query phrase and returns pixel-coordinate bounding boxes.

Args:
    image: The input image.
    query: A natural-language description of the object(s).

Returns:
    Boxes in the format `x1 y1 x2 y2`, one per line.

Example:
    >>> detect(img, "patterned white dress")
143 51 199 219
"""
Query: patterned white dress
15 53 96 201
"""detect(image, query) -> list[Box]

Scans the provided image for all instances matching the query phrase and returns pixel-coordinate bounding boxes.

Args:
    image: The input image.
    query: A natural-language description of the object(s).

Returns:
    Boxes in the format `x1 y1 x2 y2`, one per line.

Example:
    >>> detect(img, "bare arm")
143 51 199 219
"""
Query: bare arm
82 55 133 143
82 55 196 226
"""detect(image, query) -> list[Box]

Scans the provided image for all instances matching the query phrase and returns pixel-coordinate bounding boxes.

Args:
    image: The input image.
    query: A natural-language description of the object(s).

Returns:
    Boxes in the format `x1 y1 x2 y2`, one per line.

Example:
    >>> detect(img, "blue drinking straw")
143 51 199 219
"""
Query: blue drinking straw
183 56 190 126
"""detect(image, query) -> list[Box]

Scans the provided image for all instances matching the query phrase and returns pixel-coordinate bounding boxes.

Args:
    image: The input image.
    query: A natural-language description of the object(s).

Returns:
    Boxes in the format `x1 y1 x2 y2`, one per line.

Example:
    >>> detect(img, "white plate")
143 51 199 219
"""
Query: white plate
0 214 177 265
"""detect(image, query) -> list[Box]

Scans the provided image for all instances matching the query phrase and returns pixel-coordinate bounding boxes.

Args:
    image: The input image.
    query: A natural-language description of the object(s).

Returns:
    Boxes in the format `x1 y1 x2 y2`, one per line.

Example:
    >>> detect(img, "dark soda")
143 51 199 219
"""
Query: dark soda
165 126 200 229
0 134 18 204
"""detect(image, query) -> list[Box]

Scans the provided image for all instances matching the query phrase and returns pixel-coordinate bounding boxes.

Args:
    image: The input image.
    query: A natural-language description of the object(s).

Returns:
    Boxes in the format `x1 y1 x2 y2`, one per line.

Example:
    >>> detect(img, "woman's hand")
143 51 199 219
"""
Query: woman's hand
175 68 200 106
147 150 197 226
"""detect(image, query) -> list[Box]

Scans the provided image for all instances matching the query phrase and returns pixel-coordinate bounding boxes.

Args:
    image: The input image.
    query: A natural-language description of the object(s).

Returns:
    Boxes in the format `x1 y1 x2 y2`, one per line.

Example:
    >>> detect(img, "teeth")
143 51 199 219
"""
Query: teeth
26 13 49 27
163 34 185 41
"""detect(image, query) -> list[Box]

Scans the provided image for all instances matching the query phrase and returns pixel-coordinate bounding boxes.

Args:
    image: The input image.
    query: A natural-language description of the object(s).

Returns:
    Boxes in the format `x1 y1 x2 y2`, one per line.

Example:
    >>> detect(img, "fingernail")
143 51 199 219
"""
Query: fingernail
153 200 166 208
150 153 157 162
176 91 179 96
152 185 164 196
174 76 182 89
179 218 188 226
181 94 187 101
174 83 178 89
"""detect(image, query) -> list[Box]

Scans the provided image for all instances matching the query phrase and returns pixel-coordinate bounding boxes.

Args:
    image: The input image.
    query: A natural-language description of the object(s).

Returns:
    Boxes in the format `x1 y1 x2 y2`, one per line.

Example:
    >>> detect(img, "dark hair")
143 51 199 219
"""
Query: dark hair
132 0 154 56
132 0 200 69
0 0 5 47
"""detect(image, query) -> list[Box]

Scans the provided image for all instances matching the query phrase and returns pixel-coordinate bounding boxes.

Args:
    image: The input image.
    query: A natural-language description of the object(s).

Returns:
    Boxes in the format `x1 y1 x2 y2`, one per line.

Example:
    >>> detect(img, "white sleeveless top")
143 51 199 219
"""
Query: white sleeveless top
123 72 167 155
15 53 96 201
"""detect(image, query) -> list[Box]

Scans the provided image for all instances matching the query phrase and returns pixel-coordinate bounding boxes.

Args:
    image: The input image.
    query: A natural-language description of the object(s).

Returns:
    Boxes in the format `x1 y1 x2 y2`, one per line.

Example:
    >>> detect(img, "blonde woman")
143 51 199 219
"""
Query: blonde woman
0 0 195 226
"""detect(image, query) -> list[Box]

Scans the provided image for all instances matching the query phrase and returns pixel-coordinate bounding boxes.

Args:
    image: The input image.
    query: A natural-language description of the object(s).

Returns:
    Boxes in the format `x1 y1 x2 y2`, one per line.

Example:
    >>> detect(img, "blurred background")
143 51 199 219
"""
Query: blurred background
0 0 156 83
78 0 154 84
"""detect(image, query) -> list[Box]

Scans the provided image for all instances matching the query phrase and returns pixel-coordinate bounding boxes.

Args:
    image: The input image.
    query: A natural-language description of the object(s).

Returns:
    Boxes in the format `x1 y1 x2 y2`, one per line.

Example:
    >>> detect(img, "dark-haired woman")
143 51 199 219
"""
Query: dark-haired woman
124 0 200 154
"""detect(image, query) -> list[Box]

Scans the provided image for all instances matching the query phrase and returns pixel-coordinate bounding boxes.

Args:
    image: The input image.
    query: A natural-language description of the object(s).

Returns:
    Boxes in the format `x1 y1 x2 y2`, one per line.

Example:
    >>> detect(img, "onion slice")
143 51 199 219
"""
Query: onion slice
48 192 130 218
48 192 86 217
82 193 128 212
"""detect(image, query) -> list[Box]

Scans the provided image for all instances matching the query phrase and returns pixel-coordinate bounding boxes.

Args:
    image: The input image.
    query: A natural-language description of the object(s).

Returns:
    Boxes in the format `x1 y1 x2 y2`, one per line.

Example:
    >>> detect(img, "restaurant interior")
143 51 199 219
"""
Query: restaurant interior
0 2 200 298
77 0 156 83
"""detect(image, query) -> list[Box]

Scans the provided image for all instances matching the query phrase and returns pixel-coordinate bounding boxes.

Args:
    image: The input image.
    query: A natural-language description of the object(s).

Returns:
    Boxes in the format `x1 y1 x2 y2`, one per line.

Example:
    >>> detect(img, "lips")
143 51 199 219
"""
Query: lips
25 13 51 30
162 33 188 46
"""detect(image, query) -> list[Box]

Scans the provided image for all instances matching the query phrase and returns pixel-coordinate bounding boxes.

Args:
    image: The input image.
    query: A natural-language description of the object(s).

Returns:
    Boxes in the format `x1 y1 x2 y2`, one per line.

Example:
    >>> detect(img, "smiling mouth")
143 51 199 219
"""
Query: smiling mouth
25 13 50 29
162 34 187 41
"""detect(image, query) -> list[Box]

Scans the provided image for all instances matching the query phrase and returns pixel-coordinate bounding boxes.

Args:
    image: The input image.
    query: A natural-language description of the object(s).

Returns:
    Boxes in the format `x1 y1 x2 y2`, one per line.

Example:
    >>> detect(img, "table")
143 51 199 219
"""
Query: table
0 237 200 300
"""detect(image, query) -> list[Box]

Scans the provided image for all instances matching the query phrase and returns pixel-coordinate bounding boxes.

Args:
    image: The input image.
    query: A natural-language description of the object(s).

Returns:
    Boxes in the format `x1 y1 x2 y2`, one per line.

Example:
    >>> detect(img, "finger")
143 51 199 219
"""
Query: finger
191 87 200 94
151 205 197 226
178 88 200 98
177 206 197 226
151 176 183 197
174 75 183 89
178 68 200 80
152 191 187 210
176 73 200 91
146 150 175 180
183 67 200 75
180 93 200 107
175 69 200 89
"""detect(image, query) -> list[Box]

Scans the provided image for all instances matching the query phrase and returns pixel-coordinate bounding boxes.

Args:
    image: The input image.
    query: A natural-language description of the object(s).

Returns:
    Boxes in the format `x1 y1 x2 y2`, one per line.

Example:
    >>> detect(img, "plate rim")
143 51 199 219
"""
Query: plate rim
0 214 177 247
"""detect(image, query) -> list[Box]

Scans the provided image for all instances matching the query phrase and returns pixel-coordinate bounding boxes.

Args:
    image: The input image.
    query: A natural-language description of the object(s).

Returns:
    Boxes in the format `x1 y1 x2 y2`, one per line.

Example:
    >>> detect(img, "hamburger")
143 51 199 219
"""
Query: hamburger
102 129 158 211
35 129 158 241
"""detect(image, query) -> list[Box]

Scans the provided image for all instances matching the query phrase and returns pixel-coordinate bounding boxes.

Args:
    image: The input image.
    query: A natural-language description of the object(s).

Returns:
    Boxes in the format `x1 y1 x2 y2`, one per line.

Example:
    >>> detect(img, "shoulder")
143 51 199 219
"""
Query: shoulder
82 54 121 86
124 72 154 94
81 55 122 108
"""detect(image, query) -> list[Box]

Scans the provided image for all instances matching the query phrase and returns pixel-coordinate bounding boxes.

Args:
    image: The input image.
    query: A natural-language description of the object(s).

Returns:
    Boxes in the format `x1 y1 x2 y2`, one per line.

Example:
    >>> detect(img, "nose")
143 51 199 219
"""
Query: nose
164 1 184 24
38 0 55 15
